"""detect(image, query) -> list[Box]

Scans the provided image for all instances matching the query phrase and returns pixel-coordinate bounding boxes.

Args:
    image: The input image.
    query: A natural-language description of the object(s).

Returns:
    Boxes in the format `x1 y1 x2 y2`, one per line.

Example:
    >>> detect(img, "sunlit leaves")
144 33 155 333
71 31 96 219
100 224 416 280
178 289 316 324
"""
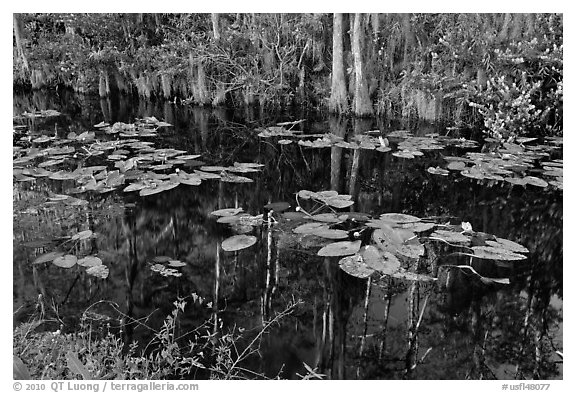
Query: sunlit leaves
77 256 102 267
317 240 361 257
32 251 64 265
86 265 109 279
297 190 354 209
211 208 243 217
52 254 78 268
221 235 257 252
338 255 374 278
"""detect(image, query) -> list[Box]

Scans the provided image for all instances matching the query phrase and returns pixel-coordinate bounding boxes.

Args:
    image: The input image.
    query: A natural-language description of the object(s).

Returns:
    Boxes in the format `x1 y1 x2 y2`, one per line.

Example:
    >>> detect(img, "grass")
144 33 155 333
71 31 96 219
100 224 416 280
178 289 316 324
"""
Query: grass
14 295 308 380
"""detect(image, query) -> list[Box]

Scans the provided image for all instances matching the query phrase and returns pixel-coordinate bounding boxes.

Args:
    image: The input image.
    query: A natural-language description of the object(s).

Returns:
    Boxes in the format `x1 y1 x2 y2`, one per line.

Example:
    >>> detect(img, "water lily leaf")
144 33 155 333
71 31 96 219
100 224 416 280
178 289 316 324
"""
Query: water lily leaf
293 222 326 234
310 227 349 240
504 177 528 186
139 181 179 196
360 246 400 275
379 213 421 224
524 176 548 188
220 172 254 183
471 246 527 261
338 255 374 278
217 215 244 224
310 213 343 223
430 230 471 245
371 225 404 252
316 190 339 199
178 174 202 186
264 202 291 212
233 162 264 169
194 170 221 180
200 166 228 172
398 240 425 260
485 238 529 254
72 230 93 241
392 150 415 159
395 221 436 233
297 190 316 199
53 254 78 268
211 208 243 217
33 251 65 265
278 139 293 145
86 265 109 279
77 256 103 267
167 260 186 268
150 264 182 277
175 154 202 160
221 235 257 252
317 240 361 257
428 166 449 176
124 182 148 192
324 197 354 209
446 161 467 171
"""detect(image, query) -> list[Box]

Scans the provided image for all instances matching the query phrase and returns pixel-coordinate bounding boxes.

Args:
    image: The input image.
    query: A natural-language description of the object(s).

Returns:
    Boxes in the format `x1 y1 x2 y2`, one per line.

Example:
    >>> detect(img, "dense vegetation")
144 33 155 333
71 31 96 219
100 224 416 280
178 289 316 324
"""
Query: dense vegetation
14 13 562 137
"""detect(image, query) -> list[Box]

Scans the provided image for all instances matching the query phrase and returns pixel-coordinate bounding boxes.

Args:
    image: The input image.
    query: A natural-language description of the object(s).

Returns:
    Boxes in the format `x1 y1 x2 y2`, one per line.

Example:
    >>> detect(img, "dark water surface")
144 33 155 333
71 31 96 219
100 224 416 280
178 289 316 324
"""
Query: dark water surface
13 91 563 380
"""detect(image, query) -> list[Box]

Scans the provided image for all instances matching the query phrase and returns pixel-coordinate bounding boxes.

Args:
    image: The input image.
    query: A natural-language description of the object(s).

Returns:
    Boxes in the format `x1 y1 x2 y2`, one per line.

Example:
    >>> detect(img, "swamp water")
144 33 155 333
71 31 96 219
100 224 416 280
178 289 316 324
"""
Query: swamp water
13 91 562 379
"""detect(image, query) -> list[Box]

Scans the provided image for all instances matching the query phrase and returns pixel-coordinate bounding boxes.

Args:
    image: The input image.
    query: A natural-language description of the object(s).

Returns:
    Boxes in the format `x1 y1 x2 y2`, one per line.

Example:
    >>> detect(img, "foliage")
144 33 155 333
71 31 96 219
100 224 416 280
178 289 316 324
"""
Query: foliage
14 13 562 137
14 297 301 380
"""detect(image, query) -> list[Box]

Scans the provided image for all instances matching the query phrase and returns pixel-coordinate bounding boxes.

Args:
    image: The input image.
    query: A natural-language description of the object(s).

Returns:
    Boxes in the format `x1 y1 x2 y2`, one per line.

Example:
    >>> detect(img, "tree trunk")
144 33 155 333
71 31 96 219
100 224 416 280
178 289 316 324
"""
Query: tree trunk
351 13 373 117
211 13 221 41
329 13 348 114
13 14 29 73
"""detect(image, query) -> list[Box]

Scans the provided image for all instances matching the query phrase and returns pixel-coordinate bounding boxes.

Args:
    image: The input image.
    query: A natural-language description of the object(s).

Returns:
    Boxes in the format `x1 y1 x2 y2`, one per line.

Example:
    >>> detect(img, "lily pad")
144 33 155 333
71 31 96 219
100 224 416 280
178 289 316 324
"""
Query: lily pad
310 213 343 223
77 256 103 267
524 176 548 188
221 235 257 252
430 230 471 245
309 227 349 240
32 251 64 265
220 173 254 183
471 246 527 261
317 240 361 257
485 237 529 254
86 265 109 279
53 254 78 268
379 213 421 224
360 246 401 275
293 222 327 234
211 208 243 217
338 255 374 279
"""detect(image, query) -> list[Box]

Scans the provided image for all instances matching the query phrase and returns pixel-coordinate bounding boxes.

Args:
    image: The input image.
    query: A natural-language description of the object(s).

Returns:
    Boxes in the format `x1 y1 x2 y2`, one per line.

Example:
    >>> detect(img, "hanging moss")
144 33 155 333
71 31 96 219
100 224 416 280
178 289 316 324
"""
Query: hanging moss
160 73 173 99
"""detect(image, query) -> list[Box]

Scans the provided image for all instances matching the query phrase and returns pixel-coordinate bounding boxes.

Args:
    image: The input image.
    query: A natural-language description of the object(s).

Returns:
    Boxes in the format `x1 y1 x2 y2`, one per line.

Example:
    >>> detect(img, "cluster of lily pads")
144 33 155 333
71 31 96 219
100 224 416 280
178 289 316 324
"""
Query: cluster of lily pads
209 207 265 252
258 121 562 190
427 139 563 190
257 123 478 157
283 191 528 284
31 230 109 279
13 116 265 208
149 256 187 278
202 187 530 285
